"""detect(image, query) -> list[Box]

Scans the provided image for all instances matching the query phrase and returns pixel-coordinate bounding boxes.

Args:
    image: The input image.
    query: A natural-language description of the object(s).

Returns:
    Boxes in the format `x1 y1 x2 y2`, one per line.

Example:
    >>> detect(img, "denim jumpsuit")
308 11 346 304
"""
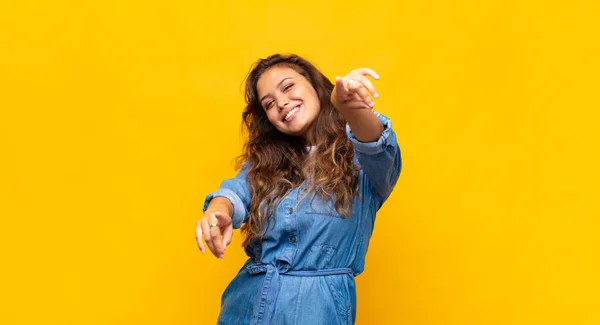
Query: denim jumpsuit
203 112 402 325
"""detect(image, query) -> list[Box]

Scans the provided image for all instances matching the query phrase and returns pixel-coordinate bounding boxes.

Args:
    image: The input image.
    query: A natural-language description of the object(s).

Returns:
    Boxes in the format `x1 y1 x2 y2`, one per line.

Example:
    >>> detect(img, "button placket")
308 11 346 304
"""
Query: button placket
288 188 299 248
282 196 293 233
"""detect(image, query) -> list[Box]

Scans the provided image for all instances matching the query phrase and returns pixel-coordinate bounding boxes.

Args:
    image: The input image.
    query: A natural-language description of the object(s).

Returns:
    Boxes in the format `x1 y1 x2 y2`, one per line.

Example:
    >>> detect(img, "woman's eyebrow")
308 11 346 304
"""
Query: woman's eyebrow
260 77 293 102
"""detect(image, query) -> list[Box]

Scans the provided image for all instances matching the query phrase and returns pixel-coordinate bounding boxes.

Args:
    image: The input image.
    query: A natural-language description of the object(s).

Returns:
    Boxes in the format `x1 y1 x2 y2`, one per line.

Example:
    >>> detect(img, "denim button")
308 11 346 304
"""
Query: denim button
288 208 294 214
289 236 296 243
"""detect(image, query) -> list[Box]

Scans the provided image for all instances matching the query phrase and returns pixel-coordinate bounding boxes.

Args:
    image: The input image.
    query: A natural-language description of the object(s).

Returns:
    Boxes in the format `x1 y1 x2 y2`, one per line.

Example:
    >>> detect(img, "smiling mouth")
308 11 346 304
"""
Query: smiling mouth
284 104 301 122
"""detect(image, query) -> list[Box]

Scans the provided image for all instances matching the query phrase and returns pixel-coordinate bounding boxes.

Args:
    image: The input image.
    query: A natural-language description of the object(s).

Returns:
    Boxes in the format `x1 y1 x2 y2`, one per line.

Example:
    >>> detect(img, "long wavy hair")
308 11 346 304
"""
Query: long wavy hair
238 54 360 248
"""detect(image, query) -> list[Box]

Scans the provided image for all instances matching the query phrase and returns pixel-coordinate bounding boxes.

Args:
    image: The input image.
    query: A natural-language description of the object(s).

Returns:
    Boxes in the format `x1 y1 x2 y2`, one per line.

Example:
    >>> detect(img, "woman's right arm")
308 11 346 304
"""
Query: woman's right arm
203 163 251 228
196 164 251 258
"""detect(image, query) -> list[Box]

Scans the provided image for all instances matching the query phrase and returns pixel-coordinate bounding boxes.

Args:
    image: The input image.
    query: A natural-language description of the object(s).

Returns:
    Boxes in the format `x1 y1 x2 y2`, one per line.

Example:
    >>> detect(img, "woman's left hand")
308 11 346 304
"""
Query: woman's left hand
331 68 380 112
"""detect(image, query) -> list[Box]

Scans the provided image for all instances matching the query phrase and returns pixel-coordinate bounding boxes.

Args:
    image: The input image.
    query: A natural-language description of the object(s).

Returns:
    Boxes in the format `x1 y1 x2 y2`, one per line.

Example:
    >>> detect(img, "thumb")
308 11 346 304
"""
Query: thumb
214 211 233 248
214 211 232 226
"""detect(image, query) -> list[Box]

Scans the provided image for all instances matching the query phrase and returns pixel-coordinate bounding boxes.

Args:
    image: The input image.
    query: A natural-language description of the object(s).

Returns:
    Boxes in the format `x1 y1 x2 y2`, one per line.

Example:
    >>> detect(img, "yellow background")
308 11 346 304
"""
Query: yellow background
1 0 599 324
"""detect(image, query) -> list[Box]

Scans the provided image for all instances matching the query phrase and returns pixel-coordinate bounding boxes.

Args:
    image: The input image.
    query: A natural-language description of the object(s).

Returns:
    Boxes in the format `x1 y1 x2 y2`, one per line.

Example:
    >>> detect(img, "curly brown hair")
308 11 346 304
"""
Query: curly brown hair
237 54 360 248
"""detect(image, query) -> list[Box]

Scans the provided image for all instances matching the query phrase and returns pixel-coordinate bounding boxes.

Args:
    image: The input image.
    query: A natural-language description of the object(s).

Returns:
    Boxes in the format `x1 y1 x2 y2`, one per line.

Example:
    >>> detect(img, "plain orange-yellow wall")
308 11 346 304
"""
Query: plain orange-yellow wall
1 0 599 324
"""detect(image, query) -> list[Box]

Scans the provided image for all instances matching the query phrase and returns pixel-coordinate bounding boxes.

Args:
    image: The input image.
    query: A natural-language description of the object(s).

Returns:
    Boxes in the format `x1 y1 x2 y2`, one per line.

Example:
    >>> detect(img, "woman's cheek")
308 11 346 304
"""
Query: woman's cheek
291 87 304 98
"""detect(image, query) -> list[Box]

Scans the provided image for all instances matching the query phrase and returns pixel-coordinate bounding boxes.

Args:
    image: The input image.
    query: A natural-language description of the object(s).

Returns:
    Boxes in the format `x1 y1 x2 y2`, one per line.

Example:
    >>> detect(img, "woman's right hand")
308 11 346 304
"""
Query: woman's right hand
195 210 233 258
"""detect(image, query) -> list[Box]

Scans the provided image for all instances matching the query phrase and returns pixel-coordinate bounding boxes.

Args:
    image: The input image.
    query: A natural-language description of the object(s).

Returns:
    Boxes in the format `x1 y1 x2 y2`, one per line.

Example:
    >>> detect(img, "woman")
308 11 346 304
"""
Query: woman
196 53 401 325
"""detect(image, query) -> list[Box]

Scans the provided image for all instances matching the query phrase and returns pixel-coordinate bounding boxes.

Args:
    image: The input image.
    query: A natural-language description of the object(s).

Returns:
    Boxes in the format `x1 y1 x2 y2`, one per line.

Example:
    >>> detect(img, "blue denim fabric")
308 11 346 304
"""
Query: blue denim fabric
203 111 402 325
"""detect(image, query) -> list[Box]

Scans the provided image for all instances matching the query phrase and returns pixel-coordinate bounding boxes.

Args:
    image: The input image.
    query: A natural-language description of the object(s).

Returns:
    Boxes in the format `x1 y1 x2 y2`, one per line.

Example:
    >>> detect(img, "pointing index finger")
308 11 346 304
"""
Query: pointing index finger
357 68 380 80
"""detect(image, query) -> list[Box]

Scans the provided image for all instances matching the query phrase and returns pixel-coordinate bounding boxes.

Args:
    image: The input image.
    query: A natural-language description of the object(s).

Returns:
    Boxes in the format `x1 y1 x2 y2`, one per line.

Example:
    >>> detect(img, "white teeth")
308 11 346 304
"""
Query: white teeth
284 105 300 121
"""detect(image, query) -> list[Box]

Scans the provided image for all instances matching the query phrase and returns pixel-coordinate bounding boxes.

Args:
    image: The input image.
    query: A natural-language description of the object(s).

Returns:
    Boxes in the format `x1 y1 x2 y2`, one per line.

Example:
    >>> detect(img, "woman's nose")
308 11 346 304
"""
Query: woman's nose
277 100 289 112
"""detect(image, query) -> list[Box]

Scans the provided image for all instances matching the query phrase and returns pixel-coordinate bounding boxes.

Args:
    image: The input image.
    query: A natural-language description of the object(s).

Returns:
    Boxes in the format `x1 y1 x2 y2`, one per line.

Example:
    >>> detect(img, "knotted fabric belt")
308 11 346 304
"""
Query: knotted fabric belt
246 262 354 325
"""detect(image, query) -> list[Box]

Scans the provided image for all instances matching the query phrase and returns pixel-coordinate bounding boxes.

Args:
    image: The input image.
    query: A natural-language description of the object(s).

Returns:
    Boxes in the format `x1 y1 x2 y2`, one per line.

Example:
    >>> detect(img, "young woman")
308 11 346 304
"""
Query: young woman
196 54 402 325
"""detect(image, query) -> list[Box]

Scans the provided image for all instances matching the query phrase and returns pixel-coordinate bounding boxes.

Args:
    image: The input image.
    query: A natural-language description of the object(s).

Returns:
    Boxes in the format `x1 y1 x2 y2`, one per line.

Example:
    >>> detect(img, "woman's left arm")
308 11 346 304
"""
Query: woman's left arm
331 68 384 142
331 68 402 202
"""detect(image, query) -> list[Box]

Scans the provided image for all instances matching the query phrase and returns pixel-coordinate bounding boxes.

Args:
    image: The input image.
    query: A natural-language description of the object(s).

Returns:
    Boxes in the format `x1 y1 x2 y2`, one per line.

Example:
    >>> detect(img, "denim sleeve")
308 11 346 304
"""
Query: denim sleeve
203 164 251 229
346 110 402 202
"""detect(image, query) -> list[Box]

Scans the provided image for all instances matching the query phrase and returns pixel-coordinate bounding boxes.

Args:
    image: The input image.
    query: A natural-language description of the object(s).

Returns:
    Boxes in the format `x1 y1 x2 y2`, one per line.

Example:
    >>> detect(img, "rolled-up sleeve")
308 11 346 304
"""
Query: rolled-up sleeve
203 164 251 229
346 110 402 203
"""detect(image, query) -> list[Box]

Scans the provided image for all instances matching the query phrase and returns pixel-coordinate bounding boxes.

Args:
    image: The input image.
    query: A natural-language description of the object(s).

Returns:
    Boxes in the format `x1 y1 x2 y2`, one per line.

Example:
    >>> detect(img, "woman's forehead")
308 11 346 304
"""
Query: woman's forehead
257 66 303 94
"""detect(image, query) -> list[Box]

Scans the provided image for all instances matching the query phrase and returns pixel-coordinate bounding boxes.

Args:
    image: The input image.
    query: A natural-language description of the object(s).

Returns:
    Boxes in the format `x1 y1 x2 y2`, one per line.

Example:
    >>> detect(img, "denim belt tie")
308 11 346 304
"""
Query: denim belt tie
246 262 354 325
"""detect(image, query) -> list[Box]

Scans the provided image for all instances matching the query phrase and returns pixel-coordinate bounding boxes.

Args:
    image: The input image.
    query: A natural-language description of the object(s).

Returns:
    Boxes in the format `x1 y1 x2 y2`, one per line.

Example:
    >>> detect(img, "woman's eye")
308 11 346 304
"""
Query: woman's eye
265 101 274 110
283 84 294 91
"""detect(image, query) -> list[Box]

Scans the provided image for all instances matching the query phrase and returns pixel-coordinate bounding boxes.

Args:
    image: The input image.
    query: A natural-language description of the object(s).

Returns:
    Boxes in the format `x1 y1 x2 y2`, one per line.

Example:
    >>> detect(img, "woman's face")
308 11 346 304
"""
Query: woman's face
256 66 321 143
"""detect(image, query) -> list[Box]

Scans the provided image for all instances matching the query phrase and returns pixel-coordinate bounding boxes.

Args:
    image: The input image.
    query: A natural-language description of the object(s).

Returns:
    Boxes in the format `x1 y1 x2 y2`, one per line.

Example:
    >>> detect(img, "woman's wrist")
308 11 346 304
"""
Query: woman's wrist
340 108 384 143
208 196 233 217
